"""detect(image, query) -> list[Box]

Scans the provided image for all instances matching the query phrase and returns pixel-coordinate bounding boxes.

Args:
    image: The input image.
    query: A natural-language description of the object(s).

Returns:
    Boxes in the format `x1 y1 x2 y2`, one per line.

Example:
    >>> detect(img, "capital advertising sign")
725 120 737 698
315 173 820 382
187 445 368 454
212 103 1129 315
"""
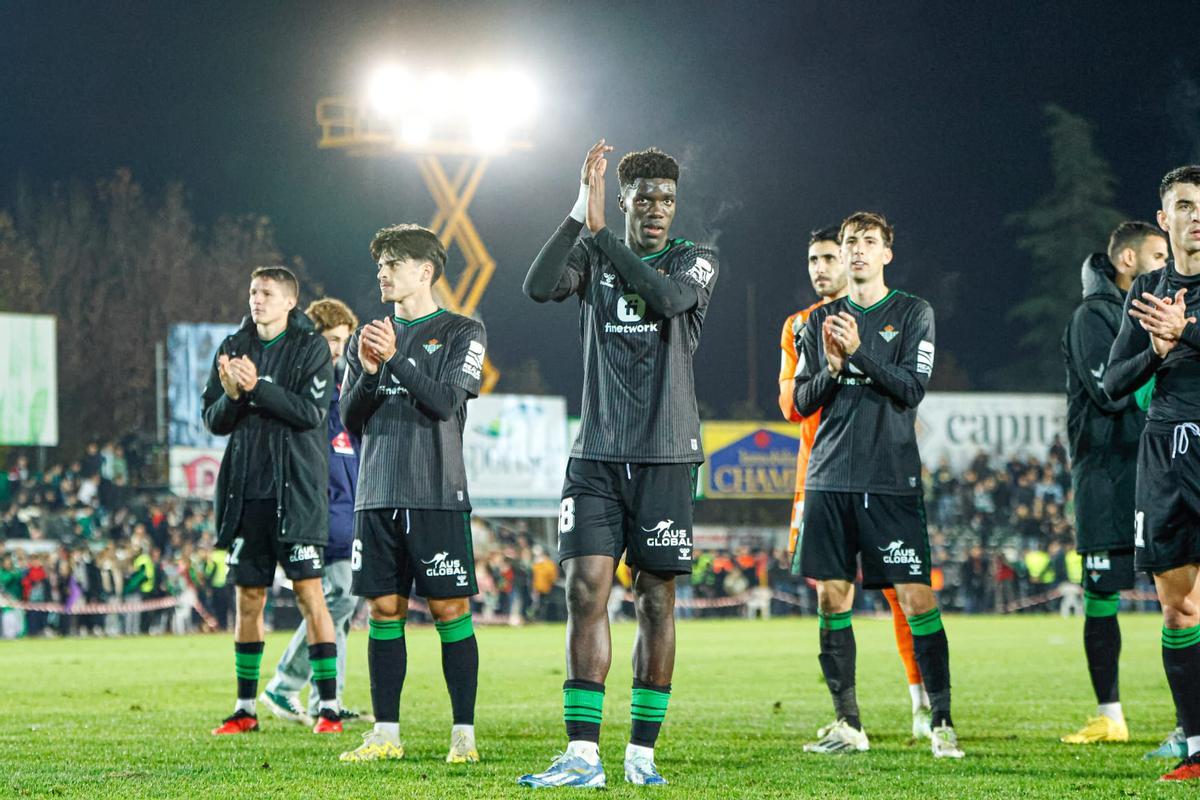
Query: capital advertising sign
700 422 802 499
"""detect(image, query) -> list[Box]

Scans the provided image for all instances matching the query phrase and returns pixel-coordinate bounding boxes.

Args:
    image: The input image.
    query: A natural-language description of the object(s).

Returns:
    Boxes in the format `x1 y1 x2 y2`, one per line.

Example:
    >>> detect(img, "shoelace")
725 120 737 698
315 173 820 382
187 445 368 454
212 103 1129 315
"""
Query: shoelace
1173 423 1200 458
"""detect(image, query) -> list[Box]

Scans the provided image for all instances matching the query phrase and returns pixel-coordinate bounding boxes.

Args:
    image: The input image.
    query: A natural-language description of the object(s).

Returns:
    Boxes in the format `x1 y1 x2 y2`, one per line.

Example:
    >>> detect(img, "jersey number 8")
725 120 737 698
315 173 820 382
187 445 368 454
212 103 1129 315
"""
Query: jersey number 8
559 498 575 534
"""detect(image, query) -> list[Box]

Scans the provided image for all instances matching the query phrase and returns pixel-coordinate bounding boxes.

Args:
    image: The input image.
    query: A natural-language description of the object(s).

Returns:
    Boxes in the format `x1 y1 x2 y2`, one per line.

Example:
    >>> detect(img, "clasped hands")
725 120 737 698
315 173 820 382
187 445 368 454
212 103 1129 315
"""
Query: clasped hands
358 320 398 375
1130 288 1196 357
822 312 861 375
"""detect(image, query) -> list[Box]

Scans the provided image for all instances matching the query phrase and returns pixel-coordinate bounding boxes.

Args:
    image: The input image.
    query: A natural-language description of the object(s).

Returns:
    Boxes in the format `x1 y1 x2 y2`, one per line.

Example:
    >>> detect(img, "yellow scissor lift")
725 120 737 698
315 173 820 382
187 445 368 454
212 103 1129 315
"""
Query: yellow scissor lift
316 95 532 393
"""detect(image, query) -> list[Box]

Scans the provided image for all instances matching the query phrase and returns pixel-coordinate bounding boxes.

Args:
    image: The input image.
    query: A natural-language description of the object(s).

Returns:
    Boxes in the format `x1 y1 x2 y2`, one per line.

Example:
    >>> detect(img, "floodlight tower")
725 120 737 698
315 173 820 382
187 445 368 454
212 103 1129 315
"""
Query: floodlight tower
316 66 538 392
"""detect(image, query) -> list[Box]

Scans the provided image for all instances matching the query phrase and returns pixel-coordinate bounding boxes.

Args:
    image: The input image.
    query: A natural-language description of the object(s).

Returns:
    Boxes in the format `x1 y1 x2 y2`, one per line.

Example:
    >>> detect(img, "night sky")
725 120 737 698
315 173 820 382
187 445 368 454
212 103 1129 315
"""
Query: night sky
4 1 1200 415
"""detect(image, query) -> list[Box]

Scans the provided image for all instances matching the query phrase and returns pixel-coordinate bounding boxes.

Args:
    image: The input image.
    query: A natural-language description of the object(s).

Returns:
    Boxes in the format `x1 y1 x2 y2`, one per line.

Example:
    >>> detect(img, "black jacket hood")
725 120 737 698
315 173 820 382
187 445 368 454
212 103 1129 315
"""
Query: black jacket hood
1080 252 1122 302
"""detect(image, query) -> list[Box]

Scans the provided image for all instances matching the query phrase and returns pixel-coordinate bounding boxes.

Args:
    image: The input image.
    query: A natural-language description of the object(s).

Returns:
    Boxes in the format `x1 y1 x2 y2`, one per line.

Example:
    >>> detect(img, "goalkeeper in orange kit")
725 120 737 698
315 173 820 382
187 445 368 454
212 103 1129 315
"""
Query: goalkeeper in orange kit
778 225 931 740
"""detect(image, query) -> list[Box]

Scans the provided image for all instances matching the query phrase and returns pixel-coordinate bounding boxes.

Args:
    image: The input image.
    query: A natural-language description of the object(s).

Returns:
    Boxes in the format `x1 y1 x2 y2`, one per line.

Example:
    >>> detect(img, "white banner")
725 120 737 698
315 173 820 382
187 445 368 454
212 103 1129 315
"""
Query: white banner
916 392 1066 470
169 446 225 500
463 395 569 517
0 313 58 446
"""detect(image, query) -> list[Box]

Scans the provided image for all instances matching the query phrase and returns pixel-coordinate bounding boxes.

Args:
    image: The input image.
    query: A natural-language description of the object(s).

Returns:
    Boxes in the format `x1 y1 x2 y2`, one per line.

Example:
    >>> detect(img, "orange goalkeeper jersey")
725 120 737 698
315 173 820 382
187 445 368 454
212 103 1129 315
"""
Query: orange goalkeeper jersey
779 300 824 552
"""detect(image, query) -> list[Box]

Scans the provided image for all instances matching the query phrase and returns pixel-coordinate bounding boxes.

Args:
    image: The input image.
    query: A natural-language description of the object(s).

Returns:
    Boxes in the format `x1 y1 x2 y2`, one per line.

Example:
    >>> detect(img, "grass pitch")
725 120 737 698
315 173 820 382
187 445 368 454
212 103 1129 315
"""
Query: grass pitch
0 613 1187 798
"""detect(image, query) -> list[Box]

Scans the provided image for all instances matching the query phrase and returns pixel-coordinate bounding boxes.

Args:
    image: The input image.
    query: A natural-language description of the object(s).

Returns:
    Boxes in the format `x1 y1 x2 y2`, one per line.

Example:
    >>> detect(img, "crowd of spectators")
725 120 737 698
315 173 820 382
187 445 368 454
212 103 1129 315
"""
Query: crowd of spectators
0 438 1156 638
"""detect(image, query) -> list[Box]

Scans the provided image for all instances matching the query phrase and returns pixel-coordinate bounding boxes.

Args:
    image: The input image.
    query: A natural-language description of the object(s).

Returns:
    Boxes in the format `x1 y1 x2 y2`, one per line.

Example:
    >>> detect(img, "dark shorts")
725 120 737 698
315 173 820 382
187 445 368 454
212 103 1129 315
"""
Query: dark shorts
797 490 931 590
227 499 325 587
557 459 698 576
1080 548 1136 594
1135 422 1200 574
350 508 477 599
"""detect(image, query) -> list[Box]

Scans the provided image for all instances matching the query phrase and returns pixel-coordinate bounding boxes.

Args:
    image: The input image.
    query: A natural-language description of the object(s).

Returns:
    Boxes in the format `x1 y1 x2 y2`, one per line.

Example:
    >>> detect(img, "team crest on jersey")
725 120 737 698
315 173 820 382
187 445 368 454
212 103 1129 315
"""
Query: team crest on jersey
423 339 443 354
878 325 899 343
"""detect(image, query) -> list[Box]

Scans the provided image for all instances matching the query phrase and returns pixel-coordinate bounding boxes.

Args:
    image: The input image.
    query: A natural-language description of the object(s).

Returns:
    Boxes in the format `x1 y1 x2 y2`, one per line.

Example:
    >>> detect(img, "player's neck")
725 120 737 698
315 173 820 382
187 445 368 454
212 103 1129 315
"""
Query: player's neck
393 292 439 322
256 317 288 341
1174 248 1200 277
821 288 850 305
849 279 889 309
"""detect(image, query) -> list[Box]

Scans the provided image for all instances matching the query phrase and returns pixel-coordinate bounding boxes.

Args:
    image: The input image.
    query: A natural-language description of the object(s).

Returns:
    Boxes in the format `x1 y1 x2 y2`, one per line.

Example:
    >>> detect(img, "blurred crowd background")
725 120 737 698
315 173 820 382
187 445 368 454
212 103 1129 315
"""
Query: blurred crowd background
0 438 1152 639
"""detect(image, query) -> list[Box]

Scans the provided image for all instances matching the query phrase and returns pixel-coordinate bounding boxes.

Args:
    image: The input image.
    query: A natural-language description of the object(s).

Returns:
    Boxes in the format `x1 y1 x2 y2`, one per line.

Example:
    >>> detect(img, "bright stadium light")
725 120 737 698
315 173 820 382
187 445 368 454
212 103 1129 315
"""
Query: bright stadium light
358 63 537 154
367 64 411 116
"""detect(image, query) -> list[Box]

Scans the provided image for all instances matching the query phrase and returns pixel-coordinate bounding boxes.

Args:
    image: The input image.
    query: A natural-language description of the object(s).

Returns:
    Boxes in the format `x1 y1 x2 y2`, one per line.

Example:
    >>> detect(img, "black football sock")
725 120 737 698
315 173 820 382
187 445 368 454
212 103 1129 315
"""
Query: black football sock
1083 591 1121 705
436 614 479 725
818 610 860 730
630 680 671 748
368 618 406 724
909 608 953 728
1162 625 1200 741
234 641 264 707
563 679 605 743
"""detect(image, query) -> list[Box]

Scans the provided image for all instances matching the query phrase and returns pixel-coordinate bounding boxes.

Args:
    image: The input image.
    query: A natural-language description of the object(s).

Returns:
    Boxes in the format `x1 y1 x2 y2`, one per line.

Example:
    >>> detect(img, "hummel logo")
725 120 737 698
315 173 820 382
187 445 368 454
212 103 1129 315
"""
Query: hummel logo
313 376 328 389
879 325 899 343
1091 363 1105 379
678 547 691 560
600 272 616 288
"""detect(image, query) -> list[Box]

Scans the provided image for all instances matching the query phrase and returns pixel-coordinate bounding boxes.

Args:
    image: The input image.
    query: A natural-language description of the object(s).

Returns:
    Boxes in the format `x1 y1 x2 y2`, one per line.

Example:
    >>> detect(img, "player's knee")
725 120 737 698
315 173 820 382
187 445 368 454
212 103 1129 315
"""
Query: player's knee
236 586 267 614
894 583 936 617
816 581 852 614
1161 598 1199 628
368 595 408 620
635 585 675 622
566 574 608 616
429 597 470 622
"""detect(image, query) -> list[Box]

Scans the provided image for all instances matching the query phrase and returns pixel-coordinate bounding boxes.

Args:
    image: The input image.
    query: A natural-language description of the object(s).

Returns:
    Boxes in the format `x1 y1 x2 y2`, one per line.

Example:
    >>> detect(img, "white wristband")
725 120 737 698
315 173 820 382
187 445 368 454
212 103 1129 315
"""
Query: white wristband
569 182 589 223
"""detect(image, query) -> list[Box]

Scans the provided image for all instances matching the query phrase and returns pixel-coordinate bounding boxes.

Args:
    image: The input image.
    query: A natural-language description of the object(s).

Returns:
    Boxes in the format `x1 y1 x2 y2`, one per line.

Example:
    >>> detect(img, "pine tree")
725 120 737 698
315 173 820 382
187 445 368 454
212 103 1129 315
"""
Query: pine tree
1007 104 1124 390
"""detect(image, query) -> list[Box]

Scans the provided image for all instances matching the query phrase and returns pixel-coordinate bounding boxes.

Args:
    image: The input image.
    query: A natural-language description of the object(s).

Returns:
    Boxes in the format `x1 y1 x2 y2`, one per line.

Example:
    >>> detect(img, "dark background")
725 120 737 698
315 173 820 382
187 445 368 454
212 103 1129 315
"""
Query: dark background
4 0 1199 415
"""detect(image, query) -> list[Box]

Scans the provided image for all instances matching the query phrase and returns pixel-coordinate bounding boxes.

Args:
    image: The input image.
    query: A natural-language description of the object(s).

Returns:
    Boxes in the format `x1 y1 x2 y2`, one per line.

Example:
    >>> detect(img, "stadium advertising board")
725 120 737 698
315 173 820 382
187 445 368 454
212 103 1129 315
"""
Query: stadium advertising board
168 323 230 498
464 394 569 517
917 392 1066 470
0 313 58 446
699 422 801 500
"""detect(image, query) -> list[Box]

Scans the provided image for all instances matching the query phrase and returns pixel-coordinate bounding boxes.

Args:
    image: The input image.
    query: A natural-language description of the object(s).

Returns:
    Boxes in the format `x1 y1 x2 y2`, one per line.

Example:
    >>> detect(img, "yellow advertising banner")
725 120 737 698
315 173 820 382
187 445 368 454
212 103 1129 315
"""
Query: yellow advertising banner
699 422 802 499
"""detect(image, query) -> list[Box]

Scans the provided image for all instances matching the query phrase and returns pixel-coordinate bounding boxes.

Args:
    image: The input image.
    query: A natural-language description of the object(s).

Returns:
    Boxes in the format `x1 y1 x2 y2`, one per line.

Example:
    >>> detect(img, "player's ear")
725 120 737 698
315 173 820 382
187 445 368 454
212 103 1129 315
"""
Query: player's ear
1158 208 1170 234
882 247 893 266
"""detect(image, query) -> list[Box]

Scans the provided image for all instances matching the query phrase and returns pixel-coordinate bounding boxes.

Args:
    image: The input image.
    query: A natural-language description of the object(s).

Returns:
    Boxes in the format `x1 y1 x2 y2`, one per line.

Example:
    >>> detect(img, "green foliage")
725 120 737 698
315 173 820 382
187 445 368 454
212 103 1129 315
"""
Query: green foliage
1008 105 1125 390
0 615 1186 798
0 170 317 456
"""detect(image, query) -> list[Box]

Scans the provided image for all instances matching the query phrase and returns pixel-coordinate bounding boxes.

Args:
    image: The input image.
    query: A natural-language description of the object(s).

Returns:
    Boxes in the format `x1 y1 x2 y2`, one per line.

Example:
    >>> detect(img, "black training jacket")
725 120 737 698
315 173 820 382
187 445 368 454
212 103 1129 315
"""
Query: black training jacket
1062 253 1143 552
202 308 334 549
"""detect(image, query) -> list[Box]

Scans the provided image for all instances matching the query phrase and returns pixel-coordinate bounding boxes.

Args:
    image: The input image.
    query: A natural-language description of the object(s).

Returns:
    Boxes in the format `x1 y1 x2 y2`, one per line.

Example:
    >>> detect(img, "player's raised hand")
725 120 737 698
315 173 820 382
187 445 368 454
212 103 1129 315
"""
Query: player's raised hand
580 139 614 186
363 319 398 364
829 312 861 356
822 319 845 375
586 156 607 234
217 355 241 399
358 330 381 375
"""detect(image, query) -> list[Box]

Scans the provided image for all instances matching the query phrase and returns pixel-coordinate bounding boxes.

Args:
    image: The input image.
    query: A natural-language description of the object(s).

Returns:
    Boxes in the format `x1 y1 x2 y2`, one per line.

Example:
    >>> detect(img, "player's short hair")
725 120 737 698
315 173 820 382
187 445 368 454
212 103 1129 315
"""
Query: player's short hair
617 147 680 190
250 266 299 298
809 226 840 246
1107 221 1165 264
305 297 359 334
370 224 446 284
1160 165 1200 200
839 211 894 248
